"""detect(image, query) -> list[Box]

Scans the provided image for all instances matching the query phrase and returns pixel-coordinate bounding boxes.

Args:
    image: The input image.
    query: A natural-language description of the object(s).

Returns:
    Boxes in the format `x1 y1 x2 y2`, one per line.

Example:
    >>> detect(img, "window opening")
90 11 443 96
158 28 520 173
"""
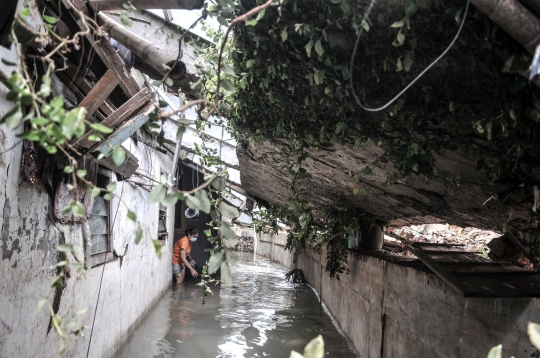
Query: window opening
89 169 112 265
158 203 168 241
158 169 169 243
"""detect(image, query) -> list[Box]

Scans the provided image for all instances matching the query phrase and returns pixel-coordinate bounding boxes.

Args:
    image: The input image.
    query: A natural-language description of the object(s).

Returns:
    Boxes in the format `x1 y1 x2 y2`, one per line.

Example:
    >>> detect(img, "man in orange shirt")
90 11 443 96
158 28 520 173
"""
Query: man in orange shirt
173 228 199 283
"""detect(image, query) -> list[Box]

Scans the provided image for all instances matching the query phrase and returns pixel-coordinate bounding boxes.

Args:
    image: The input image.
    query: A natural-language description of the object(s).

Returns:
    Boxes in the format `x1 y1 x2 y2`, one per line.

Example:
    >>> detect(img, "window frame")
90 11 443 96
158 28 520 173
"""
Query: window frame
89 167 114 267
157 169 169 245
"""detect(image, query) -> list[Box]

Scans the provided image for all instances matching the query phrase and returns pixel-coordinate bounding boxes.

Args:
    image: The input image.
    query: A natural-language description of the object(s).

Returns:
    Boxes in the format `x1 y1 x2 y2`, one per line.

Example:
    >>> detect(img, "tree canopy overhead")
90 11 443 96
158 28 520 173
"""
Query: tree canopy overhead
227 0 540 273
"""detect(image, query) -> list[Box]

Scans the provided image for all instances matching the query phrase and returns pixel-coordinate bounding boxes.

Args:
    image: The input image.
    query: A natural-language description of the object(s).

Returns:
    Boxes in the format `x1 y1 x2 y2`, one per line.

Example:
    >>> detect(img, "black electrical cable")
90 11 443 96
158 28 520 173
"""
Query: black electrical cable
349 0 470 112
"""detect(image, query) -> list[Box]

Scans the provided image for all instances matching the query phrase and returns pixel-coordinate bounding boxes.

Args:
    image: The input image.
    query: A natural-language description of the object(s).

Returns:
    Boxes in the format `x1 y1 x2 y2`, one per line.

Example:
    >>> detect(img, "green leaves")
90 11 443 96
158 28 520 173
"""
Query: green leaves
90 123 113 134
335 122 347 134
314 40 324 57
219 202 240 219
303 335 324 358
57 244 72 252
281 28 288 42
221 78 236 93
119 10 133 27
247 9 265 26
62 107 86 140
221 261 232 286
34 299 48 315
528 322 540 350
161 193 179 207
222 64 235 76
91 187 101 198
486 345 501 358
313 70 325 85
185 190 211 213
0 104 22 129
43 15 57 25
220 222 237 239
107 182 117 192
152 240 163 259
305 41 313 58
361 166 373 175
135 225 143 244
403 54 413 72
148 184 167 205
20 8 31 18
112 147 126 167
208 251 224 274
62 200 86 217
290 335 325 358
127 211 137 221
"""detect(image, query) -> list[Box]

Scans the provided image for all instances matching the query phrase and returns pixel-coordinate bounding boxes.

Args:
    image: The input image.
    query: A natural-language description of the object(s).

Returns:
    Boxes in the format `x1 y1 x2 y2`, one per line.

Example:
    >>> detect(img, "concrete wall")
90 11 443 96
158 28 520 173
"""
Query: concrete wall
256 233 540 358
0 45 174 357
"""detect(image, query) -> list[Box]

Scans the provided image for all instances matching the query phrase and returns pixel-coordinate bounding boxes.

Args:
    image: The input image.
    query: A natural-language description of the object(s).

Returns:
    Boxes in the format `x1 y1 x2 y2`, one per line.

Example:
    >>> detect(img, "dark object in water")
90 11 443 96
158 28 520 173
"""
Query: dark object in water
285 268 305 283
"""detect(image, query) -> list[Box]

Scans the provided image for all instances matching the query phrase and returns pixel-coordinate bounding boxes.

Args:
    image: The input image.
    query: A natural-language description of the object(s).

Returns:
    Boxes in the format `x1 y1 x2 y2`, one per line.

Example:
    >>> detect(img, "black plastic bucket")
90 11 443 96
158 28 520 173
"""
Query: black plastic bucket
359 223 384 251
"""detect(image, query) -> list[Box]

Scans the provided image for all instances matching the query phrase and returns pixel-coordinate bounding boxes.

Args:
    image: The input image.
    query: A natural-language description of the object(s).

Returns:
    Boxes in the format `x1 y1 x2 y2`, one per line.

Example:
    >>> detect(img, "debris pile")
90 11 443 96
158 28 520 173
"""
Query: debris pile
229 236 254 252
387 223 500 254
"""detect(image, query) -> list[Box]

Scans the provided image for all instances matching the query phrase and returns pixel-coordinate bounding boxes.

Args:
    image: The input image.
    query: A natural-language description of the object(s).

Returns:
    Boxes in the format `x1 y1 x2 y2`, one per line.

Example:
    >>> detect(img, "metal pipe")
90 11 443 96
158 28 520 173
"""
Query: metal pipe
97 13 186 81
89 0 204 11
470 0 540 54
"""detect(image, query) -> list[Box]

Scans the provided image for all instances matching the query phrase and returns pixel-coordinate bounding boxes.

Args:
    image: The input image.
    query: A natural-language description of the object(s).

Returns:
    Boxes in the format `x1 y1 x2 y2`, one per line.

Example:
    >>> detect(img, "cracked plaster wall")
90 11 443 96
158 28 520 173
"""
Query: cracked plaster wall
0 45 175 357
257 233 540 358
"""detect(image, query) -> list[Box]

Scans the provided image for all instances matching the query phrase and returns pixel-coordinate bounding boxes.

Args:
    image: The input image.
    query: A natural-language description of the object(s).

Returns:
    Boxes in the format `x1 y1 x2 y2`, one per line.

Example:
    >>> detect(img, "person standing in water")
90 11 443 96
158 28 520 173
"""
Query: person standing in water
173 228 199 283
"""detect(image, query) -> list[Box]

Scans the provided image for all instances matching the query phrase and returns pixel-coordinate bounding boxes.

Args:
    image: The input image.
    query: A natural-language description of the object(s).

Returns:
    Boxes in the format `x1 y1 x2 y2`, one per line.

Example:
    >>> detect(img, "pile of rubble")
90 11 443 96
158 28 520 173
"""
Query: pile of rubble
229 236 254 252
387 223 500 253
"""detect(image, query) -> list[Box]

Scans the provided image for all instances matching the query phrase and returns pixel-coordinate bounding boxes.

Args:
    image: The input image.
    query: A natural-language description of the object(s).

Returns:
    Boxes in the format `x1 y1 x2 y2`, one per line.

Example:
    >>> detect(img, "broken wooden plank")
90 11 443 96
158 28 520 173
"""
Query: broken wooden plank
60 0 141 98
88 35 141 97
456 270 538 275
456 273 540 297
96 146 139 177
73 88 151 150
409 246 467 296
89 0 204 11
78 69 120 117
95 109 153 154
412 243 540 297
439 261 512 265
63 68 117 116
422 250 481 255
413 243 465 247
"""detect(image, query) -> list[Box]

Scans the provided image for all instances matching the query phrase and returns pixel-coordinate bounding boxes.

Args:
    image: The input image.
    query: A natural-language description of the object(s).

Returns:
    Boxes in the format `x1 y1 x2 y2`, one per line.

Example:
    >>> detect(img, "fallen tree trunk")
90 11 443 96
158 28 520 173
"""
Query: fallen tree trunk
470 0 540 54
97 13 186 81
89 0 204 11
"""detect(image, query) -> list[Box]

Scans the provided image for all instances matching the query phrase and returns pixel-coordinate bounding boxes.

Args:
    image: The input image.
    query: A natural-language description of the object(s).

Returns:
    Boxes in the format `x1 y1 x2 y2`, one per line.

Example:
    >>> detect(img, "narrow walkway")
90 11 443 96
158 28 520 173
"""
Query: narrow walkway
114 252 356 357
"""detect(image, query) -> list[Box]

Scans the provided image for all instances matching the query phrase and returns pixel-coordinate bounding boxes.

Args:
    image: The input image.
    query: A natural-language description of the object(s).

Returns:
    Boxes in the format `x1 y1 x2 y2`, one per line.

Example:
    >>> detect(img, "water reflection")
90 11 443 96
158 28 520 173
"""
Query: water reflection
115 253 357 358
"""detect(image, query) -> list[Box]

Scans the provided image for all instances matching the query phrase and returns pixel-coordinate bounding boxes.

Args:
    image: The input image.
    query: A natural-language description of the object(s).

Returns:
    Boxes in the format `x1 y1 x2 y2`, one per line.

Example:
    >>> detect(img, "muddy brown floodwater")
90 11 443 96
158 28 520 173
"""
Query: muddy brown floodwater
114 252 358 358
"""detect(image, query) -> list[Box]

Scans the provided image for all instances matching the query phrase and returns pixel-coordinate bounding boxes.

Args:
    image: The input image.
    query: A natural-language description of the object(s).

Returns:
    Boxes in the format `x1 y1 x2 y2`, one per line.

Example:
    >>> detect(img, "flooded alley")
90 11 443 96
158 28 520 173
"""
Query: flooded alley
114 253 356 358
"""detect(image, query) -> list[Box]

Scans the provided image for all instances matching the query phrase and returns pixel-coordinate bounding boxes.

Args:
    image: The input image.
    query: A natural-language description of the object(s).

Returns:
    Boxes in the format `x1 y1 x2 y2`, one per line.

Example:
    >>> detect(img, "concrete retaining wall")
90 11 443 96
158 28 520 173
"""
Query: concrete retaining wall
256 233 540 358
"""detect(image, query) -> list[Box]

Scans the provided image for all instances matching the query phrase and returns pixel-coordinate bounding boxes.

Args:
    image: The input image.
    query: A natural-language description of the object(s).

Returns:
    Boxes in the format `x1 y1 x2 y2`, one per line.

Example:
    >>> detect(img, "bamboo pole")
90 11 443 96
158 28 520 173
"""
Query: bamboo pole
470 0 540 54
97 13 186 81
89 0 204 11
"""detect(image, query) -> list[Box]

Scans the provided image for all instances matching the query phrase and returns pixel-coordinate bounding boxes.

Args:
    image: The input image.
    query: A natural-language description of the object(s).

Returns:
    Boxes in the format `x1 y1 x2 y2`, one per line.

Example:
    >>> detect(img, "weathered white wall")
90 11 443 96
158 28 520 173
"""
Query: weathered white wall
256 233 540 358
0 45 174 357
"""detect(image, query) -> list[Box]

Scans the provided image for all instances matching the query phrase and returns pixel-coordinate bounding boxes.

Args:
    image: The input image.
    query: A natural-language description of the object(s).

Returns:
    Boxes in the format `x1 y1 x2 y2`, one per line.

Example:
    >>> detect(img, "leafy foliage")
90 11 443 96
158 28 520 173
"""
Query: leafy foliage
230 0 540 260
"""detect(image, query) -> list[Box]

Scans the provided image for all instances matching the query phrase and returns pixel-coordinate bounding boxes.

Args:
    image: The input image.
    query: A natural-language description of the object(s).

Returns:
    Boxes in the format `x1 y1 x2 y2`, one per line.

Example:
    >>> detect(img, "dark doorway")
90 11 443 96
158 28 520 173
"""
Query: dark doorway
173 164 214 278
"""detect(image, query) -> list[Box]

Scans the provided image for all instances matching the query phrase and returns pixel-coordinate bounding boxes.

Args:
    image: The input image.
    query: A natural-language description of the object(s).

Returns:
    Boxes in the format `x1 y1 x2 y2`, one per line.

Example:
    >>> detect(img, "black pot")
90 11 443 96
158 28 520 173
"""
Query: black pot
359 223 384 251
